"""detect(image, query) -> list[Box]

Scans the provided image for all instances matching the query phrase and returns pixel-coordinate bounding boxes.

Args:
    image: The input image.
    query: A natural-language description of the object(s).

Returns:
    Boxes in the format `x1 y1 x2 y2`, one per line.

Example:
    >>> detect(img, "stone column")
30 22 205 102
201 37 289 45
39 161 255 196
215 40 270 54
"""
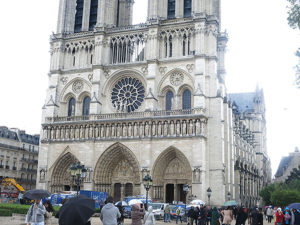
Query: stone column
82 0 91 31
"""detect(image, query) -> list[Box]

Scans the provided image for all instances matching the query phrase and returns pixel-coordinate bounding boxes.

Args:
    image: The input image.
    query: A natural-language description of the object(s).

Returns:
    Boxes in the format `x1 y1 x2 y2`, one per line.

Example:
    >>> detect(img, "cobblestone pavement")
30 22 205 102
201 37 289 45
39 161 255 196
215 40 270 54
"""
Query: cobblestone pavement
0 216 274 225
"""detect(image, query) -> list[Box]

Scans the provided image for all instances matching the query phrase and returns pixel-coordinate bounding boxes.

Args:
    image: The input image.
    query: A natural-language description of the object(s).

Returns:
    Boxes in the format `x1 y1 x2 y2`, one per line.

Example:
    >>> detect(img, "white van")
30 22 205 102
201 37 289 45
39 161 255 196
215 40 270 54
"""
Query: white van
148 203 168 220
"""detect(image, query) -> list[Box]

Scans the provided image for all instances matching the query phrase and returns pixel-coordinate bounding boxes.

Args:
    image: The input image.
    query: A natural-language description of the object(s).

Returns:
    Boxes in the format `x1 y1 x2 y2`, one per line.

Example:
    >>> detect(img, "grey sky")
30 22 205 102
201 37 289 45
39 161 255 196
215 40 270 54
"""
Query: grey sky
0 0 299 174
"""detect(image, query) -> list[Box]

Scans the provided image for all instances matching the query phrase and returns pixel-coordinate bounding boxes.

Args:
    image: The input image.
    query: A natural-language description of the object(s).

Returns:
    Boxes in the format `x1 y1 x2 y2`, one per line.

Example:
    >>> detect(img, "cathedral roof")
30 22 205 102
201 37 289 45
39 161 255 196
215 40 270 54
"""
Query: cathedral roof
274 156 293 178
228 92 256 113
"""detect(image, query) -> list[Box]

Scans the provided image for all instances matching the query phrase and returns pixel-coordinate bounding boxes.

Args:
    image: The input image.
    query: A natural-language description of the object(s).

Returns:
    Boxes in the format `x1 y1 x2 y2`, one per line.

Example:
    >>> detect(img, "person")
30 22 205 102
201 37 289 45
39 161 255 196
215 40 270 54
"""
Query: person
117 206 125 225
267 206 274 223
236 207 247 225
275 208 285 225
249 207 259 225
187 206 195 225
222 207 233 225
285 208 292 225
25 199 46 225
291 209 295 225
210 207 220 225
199 205 207 225
131 204 144 225
164 204 171 223
100 196 121 225
294 209 300 225
44 201 54 225
144 206 155 225
194 207 200 225
176 207 183 224
258 208 264 225
55 198 68 219
207 206 212 225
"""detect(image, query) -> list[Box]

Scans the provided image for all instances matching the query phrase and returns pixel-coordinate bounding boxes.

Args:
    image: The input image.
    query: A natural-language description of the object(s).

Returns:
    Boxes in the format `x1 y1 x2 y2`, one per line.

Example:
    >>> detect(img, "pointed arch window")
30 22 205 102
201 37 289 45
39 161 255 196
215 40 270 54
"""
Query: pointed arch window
68 98 76 117
168 0 176 19
74 0 84 33
89 0 98 31
166 91 174 111
83 96 91 115
182 89 191 110
184 0 192 18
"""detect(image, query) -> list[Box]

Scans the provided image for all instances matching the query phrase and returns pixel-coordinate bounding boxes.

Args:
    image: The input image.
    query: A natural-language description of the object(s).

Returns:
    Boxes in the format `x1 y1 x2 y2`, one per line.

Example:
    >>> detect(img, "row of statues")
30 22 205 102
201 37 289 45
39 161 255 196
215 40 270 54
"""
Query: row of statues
43 118 207 141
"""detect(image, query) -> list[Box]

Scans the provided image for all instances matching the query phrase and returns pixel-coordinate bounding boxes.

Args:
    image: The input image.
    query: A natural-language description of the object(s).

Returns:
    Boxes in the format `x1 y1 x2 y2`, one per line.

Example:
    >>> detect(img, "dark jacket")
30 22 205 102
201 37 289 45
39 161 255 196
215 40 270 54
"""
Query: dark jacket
199 208 207 221
250 208 259 225
188 208 195 218
236 208 248 225
294 210 300 225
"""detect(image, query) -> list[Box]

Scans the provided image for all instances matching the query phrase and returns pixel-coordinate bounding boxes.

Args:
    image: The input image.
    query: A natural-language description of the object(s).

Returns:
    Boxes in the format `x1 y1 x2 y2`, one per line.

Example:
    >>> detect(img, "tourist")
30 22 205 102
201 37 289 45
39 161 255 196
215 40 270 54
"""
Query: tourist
257 208 264 225
25 199 46 225
210 207 220 225
267 206 274 223
294 209 300 225
207 206 212 225
100 196 121 225
44 200 54 225
176 207 183 224
198 205 207 225
187 206 195 225
164 204 171 223
221 206 233 225
275 208 285 225
249 207 259 225
236 207 247 225
117 206 125 225
131 204 144 225
194 207 200 225
144 206 155 225
285 208 292 225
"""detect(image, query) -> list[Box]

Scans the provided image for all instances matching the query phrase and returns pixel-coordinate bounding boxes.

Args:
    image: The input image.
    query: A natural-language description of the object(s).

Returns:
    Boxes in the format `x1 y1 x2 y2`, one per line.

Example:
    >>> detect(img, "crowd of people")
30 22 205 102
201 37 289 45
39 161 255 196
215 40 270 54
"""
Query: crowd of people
24 196 300 225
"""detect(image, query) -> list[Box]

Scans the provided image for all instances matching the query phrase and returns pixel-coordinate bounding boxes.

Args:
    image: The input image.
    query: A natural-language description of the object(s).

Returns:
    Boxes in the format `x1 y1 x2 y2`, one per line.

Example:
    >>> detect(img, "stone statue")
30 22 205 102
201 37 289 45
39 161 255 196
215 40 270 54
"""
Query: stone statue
70 127 75 139
80 126 84 139
170 121 175 136
176 121 181 136
56 128 60 140
128 123 132 137
65 127 70 139
157 122 162 136
189 120 194 135
106 125 110 138
152 122 156 136
182 121 187 135
117 124 121 137
139 123 144 137
196 120 201 134
50 129 55 140
75 127 79 139
145 123 149 137
134 123 138 137
163 122 168 136
122 124 127 137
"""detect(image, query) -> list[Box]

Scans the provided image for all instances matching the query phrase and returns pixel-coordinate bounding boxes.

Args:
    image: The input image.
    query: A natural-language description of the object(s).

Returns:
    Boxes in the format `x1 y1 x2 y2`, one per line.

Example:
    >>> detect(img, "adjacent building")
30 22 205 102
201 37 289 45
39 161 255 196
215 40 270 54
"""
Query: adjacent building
37 0 271 207
0 127 39 193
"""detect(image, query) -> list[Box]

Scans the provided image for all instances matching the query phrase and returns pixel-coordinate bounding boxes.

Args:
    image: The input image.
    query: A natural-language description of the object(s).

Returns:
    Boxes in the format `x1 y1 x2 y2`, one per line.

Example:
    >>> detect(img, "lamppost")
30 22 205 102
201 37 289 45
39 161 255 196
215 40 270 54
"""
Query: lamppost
207 187 212 206
143 174 152 210
183 184 190 203
227 192 232 201
70 162 87 195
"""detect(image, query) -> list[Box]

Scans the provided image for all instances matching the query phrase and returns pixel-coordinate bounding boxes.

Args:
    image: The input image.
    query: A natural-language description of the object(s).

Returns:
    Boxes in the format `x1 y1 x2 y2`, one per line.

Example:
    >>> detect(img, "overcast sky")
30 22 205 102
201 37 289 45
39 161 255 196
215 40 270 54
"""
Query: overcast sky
0 0 299 175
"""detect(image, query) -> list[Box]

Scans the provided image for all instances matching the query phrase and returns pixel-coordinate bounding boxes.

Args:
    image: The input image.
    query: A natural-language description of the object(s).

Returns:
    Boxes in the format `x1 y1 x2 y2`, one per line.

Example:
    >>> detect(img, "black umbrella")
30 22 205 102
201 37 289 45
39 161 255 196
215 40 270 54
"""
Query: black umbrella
58 195 95 225
23 189 51 200
288 203 300 210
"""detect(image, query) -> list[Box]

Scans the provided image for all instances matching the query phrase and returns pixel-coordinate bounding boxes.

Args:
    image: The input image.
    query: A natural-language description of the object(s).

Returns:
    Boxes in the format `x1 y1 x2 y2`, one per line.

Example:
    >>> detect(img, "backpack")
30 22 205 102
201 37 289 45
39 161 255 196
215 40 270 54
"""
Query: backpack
285 213 291 220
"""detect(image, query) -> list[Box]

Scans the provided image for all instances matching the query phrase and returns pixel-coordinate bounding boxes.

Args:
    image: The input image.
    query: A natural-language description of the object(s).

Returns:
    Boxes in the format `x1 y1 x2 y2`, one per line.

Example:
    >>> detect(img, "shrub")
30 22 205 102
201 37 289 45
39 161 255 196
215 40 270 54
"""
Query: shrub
0 208 13 217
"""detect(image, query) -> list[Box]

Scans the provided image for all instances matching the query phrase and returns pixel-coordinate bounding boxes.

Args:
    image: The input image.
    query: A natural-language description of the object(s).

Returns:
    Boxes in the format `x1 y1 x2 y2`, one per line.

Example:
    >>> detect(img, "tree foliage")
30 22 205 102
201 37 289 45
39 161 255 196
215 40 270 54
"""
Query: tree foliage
286 165 300 183
271 189 300 207
287 0 300 30
259 183 276 205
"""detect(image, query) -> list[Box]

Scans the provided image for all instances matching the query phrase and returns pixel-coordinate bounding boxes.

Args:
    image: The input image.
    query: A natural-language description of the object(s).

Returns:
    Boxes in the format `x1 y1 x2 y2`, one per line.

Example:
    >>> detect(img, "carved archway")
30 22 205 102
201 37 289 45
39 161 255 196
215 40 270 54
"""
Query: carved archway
94 143 141 201
50 152 79 193
152 147 192 203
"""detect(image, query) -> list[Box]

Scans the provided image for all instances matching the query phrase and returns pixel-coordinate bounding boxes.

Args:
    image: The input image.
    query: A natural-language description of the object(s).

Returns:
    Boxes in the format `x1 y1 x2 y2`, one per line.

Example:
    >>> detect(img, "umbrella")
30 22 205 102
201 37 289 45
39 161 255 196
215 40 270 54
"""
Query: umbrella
190 199 206 205
59 195 95 225
128 199 143 206
115 201 128 206
23 189 51 200
288 203 300 210
224 200 238 206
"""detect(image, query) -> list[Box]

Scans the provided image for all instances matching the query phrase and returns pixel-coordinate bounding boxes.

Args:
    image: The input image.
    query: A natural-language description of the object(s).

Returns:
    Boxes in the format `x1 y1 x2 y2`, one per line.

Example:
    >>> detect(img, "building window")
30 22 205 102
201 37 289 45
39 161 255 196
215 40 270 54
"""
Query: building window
168 0 176 19
184 0 192 18
68 98 76 117
166 91 174 111
74 0 84 32
182 89 192 110
83 96 91 116
89 0 98 31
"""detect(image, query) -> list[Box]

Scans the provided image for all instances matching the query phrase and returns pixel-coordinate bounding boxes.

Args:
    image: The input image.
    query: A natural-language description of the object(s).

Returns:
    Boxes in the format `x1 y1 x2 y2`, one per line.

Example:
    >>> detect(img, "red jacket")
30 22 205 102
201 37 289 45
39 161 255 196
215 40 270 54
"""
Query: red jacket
275 212 284 223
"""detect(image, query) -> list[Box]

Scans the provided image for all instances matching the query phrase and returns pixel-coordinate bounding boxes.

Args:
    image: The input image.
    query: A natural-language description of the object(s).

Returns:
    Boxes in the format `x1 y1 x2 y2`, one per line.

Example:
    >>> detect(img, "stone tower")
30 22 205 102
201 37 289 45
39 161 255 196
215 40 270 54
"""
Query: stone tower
38 0 268 206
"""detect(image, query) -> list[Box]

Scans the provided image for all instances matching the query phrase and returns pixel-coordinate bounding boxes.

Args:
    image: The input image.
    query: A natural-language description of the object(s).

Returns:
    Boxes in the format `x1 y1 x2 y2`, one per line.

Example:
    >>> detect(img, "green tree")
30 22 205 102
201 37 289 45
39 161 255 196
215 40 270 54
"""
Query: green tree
259 183 276 205
287 0 300 29
270 189 300 207
285 165 300 183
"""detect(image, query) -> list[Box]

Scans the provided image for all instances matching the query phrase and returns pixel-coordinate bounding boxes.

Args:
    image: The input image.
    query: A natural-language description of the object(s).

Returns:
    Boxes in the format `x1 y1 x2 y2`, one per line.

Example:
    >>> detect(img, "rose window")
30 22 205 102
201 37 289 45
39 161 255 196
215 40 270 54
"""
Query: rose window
111 77 145 113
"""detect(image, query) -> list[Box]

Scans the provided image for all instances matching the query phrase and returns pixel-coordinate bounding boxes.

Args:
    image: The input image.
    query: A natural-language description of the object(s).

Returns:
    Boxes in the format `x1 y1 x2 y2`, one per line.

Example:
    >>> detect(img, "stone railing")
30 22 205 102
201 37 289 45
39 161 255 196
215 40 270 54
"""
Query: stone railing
42 109 207 142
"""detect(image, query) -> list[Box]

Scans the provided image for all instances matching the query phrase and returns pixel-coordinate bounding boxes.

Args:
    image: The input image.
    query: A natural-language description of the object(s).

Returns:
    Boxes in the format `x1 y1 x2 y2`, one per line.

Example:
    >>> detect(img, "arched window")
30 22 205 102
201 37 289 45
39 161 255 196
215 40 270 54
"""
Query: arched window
168 0 176 19
89 0 98 31
184 0 192 18
182 89 191 110
83 96 91 115
74 0 84 32
166 91 174 111
68 98 76 117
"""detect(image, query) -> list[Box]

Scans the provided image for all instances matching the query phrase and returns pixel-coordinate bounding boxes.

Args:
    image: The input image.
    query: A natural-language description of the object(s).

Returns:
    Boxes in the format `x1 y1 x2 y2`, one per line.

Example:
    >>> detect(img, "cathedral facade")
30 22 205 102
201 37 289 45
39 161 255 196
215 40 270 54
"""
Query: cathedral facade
37 0 271 207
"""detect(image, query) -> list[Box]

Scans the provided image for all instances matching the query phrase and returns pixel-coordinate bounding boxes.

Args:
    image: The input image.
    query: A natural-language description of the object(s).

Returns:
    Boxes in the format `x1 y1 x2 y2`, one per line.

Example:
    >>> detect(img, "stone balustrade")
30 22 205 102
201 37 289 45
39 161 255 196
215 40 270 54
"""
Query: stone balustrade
42 109 207 142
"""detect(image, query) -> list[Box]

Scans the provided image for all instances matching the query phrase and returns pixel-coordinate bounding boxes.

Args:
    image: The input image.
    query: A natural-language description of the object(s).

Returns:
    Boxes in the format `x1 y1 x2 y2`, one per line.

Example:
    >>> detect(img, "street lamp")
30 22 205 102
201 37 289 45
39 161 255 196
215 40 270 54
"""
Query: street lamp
183 184 190 203
70 162 87 195
143 174 152 210
207 187 212 206
227 192 231 201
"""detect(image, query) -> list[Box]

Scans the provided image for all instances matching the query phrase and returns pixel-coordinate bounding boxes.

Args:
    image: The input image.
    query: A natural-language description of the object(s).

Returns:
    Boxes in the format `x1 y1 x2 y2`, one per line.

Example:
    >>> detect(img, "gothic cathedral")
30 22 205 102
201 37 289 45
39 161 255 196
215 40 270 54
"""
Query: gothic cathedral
38 0 271 207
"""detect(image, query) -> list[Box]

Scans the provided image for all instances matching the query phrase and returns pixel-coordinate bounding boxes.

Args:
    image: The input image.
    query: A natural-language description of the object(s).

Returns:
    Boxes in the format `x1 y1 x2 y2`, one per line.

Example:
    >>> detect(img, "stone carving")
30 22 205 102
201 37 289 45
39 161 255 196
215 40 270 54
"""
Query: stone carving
104 69 111 78
113 160 134 178
141 66 148 75
193 167 201 183
170 72 184 86
88 74 93 82
159 67 167 75
164 158 186 179
186 64 195 73
72 80 84 93
61 77 69 85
